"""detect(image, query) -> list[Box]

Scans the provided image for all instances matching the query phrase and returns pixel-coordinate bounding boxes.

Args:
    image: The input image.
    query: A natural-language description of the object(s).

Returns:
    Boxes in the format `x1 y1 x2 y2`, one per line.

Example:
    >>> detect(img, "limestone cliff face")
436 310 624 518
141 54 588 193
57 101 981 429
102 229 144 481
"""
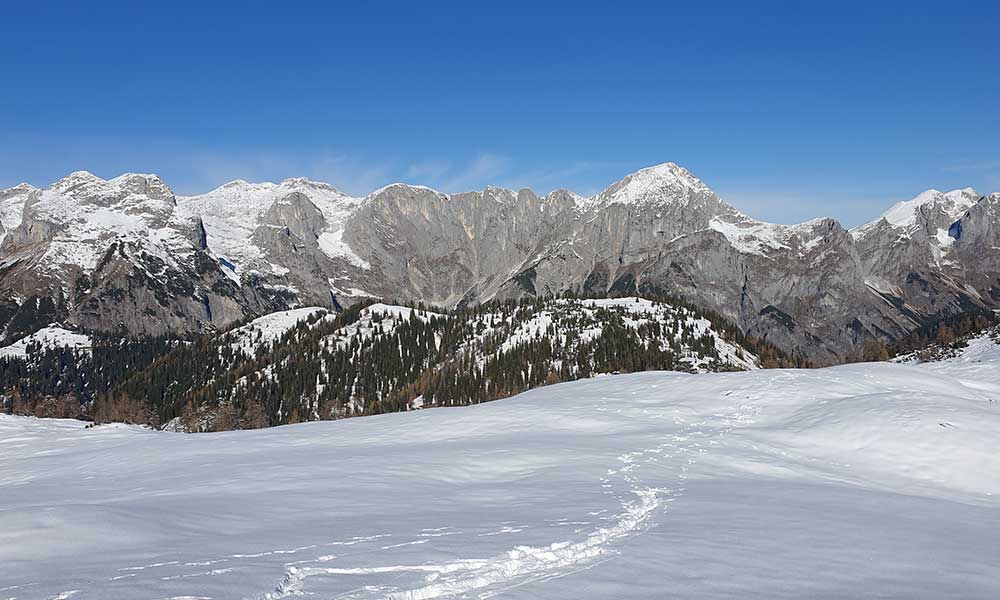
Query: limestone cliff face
1 165 997 362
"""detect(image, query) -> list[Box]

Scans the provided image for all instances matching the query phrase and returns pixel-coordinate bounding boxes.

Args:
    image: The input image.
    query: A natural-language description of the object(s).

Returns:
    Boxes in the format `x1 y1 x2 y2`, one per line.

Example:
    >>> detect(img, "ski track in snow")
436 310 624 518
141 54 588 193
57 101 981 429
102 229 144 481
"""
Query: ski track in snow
252 394 760 599
4 390 764 600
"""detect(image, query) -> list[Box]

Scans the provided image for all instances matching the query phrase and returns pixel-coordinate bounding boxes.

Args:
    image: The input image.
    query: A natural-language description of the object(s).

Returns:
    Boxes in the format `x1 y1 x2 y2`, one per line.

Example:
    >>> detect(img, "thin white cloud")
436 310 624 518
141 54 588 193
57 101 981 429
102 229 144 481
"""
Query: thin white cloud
941 159 1000 173
438 153 512 193
169 151 394 197
0 131 622 198
499 160 625 195
942 159 1000 191
404 159 451 182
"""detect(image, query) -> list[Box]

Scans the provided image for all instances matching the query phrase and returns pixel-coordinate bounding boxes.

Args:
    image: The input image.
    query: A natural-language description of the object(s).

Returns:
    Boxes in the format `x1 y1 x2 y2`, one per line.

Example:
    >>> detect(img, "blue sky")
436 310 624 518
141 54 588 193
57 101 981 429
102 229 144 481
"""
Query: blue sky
1 1 998 226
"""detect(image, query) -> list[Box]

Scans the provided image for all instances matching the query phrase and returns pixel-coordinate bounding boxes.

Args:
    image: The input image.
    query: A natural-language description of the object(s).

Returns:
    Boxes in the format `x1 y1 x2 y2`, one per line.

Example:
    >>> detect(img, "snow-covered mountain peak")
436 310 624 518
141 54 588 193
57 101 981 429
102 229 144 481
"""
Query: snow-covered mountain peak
62 169 101 181
0 170 203 280
177 174 368 280
481 184 515 195
606 162 708 194
278 177 347 195
1 182 35 195
107 173 175 204
42 171 176 208
544 188 587 203
587 162 728 213
50 170 104 193
200 179 276 197
200 177 348 199
637 161 693 178
868 187 981 232
707 213 845 257
368 182 447 200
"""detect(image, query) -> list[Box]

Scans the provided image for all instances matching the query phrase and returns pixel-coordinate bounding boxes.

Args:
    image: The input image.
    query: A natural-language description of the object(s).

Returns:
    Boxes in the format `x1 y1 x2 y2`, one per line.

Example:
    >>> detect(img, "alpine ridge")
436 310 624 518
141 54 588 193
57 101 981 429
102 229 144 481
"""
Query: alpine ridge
1 163 998 362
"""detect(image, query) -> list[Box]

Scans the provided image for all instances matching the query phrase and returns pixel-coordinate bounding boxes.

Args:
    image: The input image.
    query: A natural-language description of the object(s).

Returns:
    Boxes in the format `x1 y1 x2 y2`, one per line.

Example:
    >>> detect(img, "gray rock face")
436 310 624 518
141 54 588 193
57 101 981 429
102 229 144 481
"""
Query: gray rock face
2 164 997 362
951 193 1000 280
342 184 579 306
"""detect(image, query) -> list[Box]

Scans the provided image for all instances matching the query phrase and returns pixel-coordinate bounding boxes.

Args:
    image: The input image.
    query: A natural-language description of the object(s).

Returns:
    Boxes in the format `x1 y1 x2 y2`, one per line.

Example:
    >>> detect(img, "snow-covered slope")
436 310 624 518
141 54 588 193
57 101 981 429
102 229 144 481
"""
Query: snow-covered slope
326 302 444 348
470 297 757 371
2 357 998 599
223 302 443 358
0 326 90 359
853 187 981 238
224 306 332 357
177 178 368 281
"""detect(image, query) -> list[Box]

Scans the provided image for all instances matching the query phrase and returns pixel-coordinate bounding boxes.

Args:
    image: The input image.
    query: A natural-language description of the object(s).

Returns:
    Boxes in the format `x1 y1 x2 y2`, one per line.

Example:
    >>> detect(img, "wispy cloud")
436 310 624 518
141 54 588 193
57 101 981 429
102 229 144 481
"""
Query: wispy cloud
180 151 518 196
941 159 1000 173
499 160 625 196
169 151 394 197
0 132 629 198
438 153 512 192
404 159 451 182
397 156 622 196
942 159 1000 190
0 135 398 197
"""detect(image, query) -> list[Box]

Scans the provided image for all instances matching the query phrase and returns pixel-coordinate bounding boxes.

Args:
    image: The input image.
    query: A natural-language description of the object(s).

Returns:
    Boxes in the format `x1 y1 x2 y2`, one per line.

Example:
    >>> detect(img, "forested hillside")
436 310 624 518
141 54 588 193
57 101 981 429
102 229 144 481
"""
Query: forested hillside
0 295 800 431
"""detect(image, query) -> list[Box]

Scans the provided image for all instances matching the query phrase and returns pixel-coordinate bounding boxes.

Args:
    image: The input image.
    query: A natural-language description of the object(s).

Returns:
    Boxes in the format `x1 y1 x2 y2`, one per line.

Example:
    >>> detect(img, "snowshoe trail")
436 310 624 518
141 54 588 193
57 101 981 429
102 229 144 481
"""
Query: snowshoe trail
257 396 759 599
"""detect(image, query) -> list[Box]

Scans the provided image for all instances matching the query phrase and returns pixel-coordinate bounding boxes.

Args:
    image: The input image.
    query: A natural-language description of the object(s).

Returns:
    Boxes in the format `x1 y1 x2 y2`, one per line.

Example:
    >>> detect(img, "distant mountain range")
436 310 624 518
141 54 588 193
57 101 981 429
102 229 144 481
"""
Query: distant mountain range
1 163 998 362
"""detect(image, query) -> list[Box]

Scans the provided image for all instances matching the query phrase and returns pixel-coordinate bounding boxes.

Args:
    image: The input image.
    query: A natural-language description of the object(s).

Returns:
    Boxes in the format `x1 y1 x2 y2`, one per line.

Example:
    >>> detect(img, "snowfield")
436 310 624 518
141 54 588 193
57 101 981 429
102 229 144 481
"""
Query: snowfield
2 350 999 598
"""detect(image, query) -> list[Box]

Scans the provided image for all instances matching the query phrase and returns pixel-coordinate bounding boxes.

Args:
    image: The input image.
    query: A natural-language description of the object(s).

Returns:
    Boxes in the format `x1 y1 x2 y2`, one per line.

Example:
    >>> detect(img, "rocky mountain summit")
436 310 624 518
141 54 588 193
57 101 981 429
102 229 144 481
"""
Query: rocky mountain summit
852 187 1000 322
1 163 997 362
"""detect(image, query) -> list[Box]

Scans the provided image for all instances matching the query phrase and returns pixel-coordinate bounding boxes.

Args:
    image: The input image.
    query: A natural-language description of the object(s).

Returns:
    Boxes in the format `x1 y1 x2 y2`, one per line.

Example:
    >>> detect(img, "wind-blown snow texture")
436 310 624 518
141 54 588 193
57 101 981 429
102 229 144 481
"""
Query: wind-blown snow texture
2 345 998 598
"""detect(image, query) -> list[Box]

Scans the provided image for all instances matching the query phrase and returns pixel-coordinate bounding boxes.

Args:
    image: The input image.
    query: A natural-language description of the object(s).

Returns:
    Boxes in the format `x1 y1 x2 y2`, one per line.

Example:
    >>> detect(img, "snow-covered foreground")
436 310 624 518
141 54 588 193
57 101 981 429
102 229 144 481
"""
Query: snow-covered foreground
2 356 999 599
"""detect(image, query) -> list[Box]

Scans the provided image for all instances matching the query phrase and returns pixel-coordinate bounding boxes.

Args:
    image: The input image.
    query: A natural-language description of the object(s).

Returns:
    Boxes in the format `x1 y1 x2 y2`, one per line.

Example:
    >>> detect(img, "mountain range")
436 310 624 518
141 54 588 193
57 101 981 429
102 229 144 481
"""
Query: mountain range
1 163 998 362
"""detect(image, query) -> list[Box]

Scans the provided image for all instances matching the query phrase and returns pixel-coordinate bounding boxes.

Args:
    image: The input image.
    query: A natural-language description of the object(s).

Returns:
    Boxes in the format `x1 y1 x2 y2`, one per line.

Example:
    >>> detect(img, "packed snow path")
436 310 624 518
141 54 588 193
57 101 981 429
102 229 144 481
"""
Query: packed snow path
2 361 999 599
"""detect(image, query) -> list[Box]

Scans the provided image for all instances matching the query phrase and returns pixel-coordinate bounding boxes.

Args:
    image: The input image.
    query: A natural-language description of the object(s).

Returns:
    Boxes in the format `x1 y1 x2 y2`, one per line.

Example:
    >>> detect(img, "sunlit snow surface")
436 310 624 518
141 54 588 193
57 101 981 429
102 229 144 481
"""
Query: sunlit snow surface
2 350 999 598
